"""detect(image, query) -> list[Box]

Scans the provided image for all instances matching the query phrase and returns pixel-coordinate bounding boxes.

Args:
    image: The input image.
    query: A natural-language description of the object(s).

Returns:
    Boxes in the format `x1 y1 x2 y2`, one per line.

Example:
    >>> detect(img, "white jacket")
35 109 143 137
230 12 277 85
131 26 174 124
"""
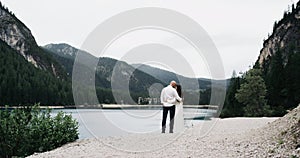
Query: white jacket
160 85 182 107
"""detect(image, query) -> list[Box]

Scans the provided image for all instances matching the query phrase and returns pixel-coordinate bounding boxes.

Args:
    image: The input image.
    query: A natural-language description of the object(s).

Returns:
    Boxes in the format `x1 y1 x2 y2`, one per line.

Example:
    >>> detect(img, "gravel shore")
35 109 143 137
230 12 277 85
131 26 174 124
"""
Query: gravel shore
28 106 300 158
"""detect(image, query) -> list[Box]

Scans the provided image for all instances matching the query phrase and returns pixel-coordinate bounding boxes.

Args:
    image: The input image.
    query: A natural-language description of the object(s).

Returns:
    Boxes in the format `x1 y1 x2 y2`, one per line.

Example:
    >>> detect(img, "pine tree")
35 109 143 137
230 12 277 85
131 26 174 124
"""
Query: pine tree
220 71 244 117
235 69 271 117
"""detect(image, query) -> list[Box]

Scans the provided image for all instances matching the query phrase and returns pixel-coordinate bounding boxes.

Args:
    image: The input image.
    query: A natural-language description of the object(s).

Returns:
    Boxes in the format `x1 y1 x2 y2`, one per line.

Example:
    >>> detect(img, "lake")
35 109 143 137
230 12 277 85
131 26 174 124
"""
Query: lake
52 108 216 139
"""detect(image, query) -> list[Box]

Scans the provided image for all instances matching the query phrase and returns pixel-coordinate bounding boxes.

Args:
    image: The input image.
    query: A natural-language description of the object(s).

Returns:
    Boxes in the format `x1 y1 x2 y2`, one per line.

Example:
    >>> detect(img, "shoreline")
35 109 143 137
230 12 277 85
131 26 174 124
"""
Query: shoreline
0 104 219 110
28 117 282 158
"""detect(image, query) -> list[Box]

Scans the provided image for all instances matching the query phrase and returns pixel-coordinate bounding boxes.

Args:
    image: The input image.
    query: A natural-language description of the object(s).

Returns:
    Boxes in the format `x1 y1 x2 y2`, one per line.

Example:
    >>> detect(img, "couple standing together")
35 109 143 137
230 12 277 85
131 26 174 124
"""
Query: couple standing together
160 81 184 133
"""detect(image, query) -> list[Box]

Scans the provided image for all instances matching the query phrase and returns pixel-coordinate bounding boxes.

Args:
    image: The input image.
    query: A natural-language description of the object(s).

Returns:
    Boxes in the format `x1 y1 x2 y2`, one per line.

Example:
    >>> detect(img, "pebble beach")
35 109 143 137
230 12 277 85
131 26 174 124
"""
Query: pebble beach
28 105 300 158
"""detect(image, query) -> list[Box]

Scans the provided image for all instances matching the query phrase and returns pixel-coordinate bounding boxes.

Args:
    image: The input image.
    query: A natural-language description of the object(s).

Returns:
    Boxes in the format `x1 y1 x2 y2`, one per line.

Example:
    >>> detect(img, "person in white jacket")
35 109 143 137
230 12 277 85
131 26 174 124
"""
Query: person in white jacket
160 81 182 133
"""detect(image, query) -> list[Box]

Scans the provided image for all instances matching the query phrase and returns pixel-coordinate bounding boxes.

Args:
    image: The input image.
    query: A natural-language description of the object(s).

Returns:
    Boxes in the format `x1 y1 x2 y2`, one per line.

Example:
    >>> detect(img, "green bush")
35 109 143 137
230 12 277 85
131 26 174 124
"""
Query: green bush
0 105 79 157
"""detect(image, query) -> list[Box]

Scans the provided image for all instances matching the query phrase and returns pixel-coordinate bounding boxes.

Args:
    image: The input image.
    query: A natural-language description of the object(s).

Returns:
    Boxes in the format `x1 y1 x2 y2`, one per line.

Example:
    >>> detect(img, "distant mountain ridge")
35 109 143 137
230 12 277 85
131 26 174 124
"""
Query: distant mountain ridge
44 43 223 92
44 43 166 104
44 43 218 105
44 43 78 59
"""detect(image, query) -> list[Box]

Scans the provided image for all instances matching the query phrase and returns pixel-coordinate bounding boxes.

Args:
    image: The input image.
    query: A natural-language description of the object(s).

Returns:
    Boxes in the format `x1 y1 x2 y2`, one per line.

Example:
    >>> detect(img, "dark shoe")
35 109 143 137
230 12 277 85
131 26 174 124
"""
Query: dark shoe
162 130 165 133
169 130 173 133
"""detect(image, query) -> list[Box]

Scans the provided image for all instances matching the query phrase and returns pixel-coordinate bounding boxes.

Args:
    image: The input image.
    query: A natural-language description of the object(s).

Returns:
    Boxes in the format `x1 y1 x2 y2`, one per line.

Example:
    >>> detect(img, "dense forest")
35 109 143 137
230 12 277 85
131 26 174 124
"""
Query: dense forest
0 40 74 105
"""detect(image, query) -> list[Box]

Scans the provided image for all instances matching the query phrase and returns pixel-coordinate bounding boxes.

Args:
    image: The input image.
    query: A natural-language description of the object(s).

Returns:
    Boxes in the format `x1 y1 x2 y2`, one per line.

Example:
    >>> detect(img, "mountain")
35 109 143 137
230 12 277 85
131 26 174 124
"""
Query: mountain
45 43 225 105
44 43 78 59
44 43 229 105
0 2 66 79
255 1 300 112
222 1 300 117
44 43 163 89
257 2 300 65
43 43 96 77
44 43 167 104
0 2 73 105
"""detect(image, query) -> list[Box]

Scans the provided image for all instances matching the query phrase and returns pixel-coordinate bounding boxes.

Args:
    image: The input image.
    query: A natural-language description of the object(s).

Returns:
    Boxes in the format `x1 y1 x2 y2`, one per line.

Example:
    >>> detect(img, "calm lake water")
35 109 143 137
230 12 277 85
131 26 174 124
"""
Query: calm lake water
52 108 216 139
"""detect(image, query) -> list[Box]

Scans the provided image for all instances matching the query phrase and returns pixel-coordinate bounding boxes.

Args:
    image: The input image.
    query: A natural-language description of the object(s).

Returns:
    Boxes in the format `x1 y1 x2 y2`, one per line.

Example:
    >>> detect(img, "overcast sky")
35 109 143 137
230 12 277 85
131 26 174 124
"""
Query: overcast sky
1 0 295 78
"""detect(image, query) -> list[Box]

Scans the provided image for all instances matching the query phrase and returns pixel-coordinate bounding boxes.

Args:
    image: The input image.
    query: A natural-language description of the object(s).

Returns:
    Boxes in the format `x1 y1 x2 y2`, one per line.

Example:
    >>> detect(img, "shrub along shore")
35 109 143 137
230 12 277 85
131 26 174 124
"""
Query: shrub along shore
0 105 79 158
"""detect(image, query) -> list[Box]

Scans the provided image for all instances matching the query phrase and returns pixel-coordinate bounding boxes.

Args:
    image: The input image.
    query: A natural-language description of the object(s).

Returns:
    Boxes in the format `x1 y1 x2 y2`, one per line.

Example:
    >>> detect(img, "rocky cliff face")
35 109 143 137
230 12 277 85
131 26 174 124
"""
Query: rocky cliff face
0 2 66 78
258 1 300 65
0 6 37 65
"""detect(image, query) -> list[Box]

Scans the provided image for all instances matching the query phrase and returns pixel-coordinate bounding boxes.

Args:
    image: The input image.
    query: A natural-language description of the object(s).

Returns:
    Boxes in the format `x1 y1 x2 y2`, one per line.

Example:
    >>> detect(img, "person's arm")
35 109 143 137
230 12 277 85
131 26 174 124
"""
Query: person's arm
160 88 165 104
172 88 182 102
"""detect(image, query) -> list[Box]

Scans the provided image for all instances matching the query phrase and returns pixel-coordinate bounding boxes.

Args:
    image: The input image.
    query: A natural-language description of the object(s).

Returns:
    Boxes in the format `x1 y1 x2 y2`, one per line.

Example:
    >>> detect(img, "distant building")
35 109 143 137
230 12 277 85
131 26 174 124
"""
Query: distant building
137 97 160 105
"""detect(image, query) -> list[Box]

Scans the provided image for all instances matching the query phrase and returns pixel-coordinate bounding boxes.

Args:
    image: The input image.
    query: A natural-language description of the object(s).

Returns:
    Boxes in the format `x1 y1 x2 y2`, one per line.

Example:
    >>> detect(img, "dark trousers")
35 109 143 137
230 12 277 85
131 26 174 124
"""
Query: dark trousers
162 105 176 133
